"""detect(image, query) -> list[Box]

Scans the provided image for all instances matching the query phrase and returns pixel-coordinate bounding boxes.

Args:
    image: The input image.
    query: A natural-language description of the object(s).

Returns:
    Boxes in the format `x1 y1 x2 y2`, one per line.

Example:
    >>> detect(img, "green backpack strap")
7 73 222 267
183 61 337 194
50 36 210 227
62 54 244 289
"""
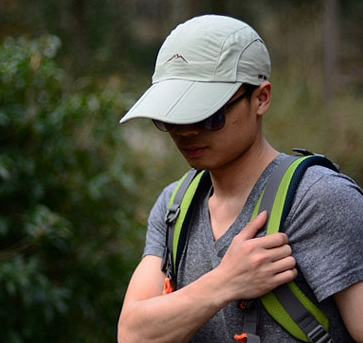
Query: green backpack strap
250 153 338 342
161 168 206 289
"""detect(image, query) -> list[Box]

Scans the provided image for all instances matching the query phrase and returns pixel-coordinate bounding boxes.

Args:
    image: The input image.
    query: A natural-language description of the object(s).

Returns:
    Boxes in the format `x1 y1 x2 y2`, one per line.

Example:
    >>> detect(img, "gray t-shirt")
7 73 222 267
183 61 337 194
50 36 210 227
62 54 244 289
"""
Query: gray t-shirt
143 154 363 342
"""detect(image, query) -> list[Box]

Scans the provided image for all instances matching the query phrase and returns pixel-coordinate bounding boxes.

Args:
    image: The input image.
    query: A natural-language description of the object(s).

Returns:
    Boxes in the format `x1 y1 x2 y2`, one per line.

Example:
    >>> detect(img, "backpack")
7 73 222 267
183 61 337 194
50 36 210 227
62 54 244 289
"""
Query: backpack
161 149 339 343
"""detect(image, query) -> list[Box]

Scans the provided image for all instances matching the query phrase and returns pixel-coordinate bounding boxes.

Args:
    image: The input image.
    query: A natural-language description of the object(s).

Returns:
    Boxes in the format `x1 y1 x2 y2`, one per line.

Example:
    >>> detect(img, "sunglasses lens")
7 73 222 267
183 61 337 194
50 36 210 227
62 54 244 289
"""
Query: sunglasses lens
200 111 225 131
153 111 225 132
153 120 174 132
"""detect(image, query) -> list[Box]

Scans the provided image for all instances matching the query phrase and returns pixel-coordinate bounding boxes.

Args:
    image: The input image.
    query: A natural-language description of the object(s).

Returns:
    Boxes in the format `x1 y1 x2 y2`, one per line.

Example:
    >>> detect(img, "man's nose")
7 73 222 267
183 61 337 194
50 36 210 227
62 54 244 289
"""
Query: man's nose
173 124 200 136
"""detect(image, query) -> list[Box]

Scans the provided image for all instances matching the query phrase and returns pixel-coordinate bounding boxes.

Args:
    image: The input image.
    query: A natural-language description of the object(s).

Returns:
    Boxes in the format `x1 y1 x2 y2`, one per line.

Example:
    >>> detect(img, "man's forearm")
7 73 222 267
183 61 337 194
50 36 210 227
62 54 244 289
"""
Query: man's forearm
118 271 229 343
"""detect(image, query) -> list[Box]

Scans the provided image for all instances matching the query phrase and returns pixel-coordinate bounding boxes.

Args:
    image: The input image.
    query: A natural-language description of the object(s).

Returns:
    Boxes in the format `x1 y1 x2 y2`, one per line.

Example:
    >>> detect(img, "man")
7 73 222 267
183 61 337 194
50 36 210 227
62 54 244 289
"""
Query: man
117 15 363 342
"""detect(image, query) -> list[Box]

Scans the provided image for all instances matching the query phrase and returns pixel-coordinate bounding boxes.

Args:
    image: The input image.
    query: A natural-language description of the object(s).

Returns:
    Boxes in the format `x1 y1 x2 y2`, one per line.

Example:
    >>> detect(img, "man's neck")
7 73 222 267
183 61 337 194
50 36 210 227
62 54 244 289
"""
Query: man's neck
209 142 279 200
207 141 278 241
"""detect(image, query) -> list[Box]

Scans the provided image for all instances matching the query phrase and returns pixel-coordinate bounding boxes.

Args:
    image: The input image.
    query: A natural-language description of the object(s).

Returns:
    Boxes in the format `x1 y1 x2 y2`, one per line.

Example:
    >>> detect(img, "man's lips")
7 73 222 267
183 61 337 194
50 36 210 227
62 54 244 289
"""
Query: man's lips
181 146 207 158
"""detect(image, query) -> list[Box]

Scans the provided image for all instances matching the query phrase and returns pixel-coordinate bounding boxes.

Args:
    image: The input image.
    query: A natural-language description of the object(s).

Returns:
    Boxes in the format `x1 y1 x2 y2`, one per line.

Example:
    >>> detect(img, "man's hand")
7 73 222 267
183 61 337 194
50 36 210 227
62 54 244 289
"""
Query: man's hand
214 211 297 303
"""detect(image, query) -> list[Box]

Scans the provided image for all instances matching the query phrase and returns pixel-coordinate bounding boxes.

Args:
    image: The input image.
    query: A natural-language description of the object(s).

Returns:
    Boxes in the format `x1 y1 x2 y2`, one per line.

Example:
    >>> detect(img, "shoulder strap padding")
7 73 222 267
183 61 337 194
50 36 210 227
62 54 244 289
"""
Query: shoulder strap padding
252 155 338 342
252 154 339 235
167 169 209 277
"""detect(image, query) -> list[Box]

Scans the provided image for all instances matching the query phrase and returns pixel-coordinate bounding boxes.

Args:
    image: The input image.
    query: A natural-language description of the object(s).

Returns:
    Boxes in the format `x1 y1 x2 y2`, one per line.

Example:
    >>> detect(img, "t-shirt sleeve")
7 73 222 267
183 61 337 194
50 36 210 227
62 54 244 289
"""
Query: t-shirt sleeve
142 181 178 259
285 167 363 302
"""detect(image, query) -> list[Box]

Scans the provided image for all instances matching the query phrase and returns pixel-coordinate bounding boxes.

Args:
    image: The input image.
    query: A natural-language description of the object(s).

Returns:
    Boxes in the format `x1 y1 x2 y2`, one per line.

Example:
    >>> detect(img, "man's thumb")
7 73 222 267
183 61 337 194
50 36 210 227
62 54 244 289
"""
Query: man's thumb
237 210 268 240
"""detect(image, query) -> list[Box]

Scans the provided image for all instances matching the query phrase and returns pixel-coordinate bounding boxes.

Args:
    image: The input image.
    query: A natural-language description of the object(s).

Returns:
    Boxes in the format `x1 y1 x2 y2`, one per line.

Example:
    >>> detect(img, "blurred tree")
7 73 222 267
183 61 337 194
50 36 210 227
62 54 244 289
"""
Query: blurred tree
1 0 362 94
0 35 146 343
323 0 339 101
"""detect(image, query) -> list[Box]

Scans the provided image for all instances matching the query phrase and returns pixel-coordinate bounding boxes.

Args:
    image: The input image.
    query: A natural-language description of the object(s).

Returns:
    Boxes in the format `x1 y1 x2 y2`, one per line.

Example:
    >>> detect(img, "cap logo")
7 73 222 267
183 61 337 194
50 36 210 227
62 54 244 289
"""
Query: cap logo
165 54 188 64
258 74 267 80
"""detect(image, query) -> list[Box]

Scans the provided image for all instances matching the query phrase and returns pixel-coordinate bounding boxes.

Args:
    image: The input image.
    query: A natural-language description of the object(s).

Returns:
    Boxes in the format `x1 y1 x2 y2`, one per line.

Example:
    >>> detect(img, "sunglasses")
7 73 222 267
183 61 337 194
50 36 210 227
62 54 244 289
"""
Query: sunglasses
152 90 249 132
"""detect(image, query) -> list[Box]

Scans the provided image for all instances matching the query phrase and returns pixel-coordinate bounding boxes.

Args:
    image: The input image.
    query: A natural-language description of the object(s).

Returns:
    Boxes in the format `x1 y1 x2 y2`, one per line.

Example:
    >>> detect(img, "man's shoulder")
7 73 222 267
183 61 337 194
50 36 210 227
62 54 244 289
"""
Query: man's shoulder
300 164 362 199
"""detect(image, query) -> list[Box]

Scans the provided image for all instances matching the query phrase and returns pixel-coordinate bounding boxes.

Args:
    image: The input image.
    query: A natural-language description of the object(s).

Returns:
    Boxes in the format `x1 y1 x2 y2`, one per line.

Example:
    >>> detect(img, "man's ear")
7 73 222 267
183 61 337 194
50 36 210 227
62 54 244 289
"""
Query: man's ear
256 81 272 115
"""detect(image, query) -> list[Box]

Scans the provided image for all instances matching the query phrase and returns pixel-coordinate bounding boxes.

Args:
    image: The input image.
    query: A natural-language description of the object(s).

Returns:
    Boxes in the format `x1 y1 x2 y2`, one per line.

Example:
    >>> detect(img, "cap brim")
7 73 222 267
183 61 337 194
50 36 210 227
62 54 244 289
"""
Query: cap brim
119 79 242 125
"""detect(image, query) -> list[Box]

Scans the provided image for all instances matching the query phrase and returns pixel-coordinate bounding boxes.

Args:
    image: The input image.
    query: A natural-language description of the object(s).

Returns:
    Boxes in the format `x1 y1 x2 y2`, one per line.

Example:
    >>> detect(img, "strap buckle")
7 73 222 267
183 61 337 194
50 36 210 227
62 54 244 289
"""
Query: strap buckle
165 204 180 225
307 325 332 343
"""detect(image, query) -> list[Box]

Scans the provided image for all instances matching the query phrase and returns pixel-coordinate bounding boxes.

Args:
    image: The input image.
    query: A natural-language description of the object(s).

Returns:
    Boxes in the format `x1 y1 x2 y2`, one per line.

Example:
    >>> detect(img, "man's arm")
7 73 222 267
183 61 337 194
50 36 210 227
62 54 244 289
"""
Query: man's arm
334 281 363 342
117 212 297 343
118 254 219 343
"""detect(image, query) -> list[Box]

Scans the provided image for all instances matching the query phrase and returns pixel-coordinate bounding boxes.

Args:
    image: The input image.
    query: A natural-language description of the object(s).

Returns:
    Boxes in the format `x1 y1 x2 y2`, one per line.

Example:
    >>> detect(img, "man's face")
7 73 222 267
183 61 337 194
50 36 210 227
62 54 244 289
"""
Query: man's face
168 85 267 173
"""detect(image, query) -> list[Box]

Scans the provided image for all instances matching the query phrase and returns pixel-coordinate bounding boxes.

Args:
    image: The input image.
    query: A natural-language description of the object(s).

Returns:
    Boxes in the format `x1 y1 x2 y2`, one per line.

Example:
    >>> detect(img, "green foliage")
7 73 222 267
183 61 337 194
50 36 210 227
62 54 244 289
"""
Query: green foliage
264 73 363 186
0 35 146 343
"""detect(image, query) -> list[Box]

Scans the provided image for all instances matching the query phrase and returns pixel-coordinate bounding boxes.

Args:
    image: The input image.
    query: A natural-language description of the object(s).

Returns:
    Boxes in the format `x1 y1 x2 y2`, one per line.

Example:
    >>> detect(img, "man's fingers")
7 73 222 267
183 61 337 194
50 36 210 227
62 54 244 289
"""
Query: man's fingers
266 243 293 263
272 267 298 286
236 211 289 248
237 211 268 240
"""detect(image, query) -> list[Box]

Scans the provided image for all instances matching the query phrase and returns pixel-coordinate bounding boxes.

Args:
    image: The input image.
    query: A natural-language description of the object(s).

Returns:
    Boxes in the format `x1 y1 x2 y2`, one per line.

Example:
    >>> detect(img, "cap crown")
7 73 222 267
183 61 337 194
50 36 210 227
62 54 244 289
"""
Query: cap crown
153 15 271 85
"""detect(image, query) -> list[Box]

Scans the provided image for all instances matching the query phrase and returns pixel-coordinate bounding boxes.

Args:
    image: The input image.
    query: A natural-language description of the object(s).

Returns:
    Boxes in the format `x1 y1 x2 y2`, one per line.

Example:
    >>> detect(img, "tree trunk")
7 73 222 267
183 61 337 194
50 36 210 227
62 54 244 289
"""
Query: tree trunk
323 0 339 101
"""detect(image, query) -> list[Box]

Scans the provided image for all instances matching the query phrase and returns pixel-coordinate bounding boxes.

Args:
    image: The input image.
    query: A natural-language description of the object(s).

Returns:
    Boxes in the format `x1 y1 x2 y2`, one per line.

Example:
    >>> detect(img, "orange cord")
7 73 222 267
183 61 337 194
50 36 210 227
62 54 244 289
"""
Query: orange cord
234 333 248 342
162 277 174 295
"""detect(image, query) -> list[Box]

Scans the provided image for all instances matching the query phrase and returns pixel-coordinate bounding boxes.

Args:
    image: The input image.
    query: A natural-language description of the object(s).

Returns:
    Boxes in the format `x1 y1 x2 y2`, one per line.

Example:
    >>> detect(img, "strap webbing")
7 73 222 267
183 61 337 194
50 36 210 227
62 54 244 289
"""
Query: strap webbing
273 284 332 343
258 155 298 231
253 155 334 342
162 169 202 287
166 168 199 264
